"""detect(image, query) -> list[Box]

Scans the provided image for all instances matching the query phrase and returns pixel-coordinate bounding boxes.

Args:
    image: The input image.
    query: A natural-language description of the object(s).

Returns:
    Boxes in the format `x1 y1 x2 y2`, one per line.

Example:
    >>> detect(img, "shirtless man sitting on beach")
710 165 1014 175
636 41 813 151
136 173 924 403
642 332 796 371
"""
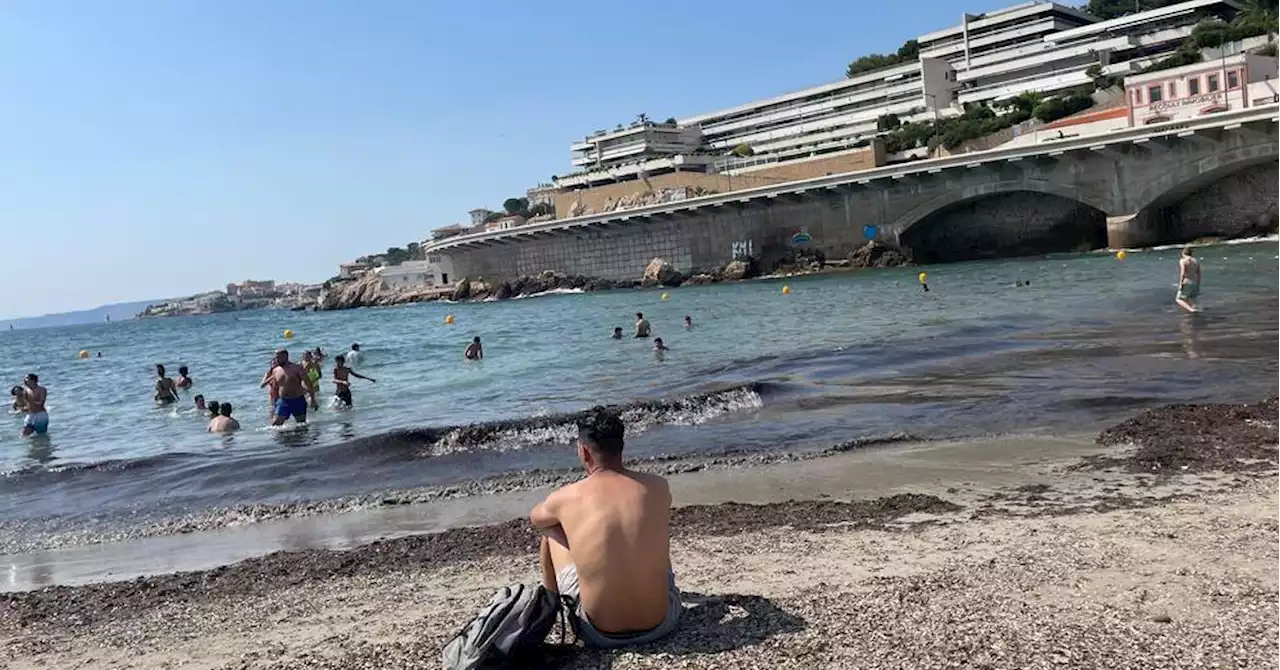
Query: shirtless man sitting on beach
529 409 681 648
263 349 316 425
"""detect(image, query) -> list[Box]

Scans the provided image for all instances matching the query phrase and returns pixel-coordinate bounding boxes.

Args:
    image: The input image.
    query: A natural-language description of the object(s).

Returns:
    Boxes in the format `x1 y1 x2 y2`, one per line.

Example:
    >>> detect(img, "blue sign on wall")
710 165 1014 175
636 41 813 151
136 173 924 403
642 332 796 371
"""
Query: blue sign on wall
863 225 877 240
790 229 812 246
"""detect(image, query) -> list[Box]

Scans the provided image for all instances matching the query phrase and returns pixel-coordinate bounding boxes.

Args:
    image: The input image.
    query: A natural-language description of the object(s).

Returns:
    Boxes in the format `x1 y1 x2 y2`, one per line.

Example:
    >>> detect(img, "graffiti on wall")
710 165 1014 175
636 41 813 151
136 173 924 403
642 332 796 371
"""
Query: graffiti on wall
730 239 754 260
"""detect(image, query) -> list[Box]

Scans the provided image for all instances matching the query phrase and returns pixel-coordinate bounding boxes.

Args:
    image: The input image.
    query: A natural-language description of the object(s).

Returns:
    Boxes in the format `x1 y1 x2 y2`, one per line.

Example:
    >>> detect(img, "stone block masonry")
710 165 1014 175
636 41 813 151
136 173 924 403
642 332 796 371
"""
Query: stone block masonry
444 113 1278 283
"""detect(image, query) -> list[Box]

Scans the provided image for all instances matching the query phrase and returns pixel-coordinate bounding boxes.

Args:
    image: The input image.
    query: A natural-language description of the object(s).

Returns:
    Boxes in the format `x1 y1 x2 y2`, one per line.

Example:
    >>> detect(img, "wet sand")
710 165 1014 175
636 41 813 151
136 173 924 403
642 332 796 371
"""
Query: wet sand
2 399 1276 669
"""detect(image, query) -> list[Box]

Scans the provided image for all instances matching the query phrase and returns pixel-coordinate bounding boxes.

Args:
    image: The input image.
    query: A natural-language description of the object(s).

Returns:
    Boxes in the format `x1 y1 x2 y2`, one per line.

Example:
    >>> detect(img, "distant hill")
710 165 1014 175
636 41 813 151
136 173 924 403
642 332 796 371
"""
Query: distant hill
0 299 170 331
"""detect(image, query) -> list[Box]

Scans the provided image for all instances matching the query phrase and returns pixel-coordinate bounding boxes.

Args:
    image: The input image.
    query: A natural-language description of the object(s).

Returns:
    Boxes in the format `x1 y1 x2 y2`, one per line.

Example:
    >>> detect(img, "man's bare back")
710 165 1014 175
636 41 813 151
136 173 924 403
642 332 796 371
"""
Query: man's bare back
542 470 672 632
23 383 46 414
530 410 680 646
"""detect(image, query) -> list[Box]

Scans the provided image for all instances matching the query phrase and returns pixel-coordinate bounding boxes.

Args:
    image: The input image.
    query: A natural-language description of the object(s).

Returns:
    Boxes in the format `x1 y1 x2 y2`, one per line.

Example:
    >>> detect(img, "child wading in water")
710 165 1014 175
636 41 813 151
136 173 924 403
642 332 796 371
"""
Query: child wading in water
333 355 375 408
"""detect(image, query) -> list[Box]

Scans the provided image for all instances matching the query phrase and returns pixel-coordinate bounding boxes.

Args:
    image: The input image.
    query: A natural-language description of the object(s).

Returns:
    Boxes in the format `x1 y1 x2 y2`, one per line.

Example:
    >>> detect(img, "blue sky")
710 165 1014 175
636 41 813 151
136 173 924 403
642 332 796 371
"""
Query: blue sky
0 0 1015 319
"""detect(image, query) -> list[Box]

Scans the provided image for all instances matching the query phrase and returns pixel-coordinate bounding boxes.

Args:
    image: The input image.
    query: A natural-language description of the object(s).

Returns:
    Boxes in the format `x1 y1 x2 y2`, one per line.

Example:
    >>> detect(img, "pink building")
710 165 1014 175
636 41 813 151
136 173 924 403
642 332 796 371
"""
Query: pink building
1124 53 1279 127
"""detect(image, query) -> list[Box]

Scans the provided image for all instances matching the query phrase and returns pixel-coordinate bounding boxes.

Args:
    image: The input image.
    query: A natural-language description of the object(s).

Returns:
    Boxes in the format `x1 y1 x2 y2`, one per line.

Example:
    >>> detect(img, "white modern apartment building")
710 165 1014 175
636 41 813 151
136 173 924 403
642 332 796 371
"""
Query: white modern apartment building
555 0 1253 190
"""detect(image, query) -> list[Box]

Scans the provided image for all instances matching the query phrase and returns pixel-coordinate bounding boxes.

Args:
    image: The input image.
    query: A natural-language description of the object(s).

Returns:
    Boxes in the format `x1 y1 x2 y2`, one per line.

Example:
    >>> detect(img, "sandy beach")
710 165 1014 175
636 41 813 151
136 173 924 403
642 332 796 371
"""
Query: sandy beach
3 399 1277 669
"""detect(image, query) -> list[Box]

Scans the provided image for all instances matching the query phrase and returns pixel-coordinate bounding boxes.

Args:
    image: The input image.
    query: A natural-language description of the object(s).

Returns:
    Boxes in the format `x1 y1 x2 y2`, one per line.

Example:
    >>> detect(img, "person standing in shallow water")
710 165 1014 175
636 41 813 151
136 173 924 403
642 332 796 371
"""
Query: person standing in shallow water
1175 246 1201 313
611 327 623 340
175 365 193 390
634 312 651 338
264 349 315 426
154 365 179 405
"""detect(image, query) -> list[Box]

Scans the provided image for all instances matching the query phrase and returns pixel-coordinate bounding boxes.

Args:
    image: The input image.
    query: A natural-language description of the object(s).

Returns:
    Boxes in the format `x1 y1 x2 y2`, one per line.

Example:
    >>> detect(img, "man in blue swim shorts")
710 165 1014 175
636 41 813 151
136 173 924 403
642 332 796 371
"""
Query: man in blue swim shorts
19 373 49 437
262 349 315 426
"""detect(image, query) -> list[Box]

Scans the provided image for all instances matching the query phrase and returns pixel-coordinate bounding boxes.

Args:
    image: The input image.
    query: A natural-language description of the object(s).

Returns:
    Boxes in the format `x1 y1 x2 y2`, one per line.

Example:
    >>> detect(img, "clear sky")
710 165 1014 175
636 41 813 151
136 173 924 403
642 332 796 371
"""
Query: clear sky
0 0 1015 320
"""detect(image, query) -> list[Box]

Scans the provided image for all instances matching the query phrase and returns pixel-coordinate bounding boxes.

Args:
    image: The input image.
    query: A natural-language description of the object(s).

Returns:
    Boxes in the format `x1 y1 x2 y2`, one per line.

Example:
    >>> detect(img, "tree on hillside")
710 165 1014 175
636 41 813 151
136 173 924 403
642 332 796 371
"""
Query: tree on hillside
846 39 921 77
503 197 530 214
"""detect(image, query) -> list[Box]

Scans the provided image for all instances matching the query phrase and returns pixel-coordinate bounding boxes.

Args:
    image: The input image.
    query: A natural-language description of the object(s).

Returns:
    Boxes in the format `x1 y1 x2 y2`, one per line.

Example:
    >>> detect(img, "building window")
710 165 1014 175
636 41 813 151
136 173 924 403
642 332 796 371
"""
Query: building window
1227 70 1240 89
1148 85 1163 103
1207 74 1220 92
1167 82 1176 98
1132 88 1142 104
1188 77 1200 95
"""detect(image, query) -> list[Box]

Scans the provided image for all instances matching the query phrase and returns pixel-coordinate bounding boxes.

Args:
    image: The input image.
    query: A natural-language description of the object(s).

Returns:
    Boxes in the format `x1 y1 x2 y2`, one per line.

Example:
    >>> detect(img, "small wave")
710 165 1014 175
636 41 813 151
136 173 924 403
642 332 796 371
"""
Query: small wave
512 287 585 300
336 383 767 459
1106 234 1278 253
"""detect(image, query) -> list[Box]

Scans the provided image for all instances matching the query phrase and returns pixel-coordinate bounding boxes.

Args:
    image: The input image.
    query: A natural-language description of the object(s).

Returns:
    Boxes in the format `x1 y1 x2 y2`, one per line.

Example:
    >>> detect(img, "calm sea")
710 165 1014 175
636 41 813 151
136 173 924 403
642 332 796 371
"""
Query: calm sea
2 241 1276 524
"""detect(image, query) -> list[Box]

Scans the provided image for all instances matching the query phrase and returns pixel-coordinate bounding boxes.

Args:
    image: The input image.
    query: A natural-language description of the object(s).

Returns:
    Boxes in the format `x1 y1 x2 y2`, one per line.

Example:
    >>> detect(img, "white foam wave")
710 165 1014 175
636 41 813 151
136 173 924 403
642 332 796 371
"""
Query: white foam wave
512 287 585 300
1107 234 1278 253
425 386 764 457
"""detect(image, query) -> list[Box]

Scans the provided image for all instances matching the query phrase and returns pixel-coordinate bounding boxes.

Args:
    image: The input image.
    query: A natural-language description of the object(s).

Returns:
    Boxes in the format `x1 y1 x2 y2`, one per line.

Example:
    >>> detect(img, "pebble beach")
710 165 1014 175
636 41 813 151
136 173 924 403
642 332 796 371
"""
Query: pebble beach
3 398 1276 669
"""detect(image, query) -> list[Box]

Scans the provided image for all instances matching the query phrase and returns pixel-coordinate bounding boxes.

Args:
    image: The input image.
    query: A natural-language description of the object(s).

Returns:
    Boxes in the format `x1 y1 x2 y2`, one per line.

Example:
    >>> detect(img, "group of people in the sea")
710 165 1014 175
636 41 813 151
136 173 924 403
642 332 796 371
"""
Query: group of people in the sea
9 249 1205 440
609 312 689 360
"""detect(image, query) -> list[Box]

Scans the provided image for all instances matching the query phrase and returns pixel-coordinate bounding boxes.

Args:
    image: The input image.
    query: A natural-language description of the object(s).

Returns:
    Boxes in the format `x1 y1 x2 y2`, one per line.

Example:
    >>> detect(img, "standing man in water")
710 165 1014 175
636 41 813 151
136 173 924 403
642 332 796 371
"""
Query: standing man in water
19 374 48 437
530 409 681 648
332 355 375 407
154 364 180 405
1175 246 1201 313
263 349 315 426
345 343 362 367
634 312 651 338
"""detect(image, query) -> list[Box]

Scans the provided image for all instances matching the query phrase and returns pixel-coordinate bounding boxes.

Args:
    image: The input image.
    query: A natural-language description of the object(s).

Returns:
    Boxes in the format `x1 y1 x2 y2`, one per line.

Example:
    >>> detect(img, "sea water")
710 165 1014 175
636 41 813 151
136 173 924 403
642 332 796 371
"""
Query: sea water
1 241 1276 524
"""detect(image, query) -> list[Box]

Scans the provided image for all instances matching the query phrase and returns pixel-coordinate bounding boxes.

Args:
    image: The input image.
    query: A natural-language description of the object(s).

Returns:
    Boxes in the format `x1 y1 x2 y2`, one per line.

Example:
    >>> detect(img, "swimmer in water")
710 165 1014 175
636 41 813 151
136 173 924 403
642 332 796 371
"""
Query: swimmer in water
175 365 193 389
312 347 326 363
261 359 280 413
207 400 221 418
465 336 483 361
11 385 28 414
345 343 362 367
611 327 623 340
653 337 668 361
208 402 240 433
332 355 375 408
193 394 206 412
264 349 316 425
154 364 180 405
1175 246 1201 313
302 351 323 405
683 315 692 329
634 312 651 338
19 374 48 437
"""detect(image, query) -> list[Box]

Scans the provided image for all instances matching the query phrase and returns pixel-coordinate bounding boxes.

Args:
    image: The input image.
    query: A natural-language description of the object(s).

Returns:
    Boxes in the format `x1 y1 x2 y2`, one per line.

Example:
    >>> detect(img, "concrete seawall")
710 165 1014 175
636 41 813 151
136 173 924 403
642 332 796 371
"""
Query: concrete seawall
436 109 1279 283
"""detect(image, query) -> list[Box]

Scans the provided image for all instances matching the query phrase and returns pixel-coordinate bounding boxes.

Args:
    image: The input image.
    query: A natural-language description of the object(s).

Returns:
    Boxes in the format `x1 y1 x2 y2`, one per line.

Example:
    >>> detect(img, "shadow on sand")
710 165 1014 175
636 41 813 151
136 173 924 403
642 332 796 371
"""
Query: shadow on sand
533 591 806 669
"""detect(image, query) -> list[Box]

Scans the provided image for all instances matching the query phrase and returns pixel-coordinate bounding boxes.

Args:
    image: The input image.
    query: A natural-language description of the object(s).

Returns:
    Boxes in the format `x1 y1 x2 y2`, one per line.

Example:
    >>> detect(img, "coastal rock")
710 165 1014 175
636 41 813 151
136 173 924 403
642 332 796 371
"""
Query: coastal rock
848 240 913 269
493 282 514 301
450 279 471 301
722 259 757 281
642 258 684 287
769 249 826 275
685 273 718 285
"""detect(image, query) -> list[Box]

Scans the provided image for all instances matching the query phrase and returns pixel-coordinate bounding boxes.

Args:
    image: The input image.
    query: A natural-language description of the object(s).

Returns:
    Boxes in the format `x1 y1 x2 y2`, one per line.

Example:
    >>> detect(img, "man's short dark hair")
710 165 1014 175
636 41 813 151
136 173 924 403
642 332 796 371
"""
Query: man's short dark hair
577 408 625 457
25 373 37 383
220 403 233 417
635 312 643 319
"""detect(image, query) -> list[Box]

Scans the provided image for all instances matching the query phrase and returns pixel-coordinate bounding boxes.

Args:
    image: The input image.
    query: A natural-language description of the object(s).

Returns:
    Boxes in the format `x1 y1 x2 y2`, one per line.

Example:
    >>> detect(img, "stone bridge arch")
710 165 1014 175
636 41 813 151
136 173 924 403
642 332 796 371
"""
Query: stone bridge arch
891 180 1110 263
1118 138 1279 247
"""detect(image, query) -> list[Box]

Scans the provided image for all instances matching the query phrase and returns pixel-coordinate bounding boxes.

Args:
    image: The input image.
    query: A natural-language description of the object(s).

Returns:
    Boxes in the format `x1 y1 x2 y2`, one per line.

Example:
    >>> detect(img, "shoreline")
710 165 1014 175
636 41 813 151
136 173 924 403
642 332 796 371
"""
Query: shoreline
1 398 1276 669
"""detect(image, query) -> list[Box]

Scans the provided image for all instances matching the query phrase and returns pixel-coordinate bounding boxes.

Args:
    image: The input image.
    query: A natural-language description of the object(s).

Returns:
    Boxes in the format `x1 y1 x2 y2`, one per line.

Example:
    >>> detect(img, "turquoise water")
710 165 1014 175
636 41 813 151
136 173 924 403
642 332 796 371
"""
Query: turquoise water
1 241 1276 521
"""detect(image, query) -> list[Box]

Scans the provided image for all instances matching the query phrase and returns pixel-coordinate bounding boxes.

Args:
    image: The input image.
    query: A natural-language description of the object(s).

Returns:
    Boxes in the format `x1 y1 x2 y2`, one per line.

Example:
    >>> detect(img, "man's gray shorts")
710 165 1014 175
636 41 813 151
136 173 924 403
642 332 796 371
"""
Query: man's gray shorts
555 566 682 648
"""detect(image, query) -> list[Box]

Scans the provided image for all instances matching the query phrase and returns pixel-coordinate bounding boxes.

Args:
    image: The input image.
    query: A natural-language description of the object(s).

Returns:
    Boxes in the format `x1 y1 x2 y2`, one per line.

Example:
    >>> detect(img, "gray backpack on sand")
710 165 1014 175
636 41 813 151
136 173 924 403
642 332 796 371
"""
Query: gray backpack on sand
441 583 562 670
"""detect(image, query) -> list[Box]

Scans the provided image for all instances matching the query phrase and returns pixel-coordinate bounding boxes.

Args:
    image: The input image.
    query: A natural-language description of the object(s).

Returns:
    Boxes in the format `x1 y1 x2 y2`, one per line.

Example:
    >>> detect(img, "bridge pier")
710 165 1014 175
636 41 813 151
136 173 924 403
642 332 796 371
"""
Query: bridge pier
1106 214 1150 250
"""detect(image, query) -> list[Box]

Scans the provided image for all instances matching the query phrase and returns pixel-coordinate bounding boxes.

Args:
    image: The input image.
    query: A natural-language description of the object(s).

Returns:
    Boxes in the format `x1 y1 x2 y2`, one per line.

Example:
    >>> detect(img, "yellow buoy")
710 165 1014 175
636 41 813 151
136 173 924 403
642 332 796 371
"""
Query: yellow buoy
918 272 928 283
781 285 792 295
444 314 455 325
78 350 89 359
283 329 294 339
1116 250 1127 260
660 292 670 301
